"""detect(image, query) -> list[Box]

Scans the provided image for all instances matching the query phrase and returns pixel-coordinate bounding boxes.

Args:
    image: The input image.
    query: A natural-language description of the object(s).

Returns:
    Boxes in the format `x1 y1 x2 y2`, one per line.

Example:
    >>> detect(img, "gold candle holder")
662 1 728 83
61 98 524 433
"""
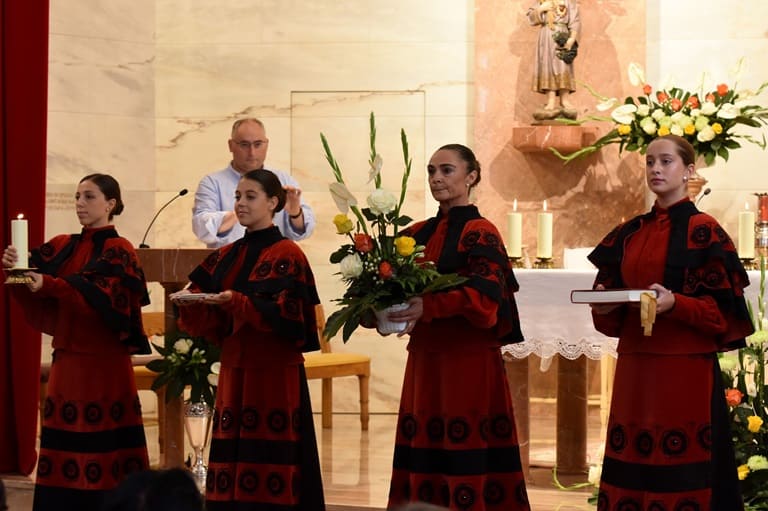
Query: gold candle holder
741 258 759 271
4 268 36 285
533 257 554 269
508 256 525 269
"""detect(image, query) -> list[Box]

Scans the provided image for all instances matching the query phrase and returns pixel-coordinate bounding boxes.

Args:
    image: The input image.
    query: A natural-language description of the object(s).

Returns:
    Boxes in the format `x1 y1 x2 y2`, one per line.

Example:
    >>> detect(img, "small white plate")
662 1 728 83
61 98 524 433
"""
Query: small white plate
171 292 214 302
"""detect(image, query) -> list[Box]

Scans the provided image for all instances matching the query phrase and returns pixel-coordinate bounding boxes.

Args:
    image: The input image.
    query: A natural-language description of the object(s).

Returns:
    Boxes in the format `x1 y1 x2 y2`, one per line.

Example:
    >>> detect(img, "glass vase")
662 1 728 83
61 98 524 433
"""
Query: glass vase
184 399 213 492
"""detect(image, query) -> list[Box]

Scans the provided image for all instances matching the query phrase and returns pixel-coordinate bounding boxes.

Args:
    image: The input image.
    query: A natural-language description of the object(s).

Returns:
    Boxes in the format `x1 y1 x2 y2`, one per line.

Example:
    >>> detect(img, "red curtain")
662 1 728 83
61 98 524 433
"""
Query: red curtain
0 1 50 474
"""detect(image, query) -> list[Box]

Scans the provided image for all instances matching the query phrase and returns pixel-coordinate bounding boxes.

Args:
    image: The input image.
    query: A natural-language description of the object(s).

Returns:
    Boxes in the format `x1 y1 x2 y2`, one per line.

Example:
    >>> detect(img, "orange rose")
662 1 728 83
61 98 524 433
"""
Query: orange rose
643 84 652 95
725 388 744 407
656 91 669 103
717 83 729 96
378 261 393 280
686 95 700 109
354 233 373 253
670 98 682 112
705 93 715 103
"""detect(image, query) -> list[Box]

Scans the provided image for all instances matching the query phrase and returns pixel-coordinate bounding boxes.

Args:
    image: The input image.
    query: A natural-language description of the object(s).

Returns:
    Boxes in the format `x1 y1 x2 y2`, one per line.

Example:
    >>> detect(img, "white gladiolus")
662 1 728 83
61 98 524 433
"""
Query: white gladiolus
339 253 363 278
367 188 398 215
628 62 646 87
611 104 638 125
368 154 384 183
329 182 358 213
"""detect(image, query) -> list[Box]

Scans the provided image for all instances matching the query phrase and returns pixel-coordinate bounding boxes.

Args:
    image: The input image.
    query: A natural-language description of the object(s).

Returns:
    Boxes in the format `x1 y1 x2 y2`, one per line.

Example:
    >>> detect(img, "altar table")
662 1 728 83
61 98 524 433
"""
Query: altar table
502 269 761 475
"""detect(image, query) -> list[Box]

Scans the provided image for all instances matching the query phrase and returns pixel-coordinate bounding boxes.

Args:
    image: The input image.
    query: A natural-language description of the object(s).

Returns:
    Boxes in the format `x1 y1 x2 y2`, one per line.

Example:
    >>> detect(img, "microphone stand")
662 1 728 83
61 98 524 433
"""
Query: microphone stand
139 189 188 248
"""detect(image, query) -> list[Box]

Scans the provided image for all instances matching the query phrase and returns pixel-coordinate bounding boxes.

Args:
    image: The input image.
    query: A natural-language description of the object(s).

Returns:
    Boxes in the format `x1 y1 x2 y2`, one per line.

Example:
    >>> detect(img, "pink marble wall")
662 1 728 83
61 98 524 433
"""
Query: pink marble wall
475 0 647 266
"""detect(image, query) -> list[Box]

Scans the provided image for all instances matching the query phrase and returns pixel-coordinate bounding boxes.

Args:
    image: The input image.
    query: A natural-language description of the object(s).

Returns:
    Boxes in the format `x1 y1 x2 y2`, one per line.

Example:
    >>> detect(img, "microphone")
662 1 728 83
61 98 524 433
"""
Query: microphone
139 189 189 248
696 187 712 207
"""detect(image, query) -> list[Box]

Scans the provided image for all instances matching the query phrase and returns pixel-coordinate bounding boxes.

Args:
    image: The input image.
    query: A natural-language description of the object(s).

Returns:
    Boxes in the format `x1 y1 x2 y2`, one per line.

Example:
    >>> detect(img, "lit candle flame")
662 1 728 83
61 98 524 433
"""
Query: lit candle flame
745 202 750 210
17 213 24 220
513 199 518 212
543 200 548 212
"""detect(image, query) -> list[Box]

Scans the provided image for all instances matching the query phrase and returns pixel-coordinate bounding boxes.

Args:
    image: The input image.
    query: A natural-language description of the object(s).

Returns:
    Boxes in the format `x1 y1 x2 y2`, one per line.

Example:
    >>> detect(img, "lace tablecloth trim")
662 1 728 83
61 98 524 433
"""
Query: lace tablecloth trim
502 336 618 364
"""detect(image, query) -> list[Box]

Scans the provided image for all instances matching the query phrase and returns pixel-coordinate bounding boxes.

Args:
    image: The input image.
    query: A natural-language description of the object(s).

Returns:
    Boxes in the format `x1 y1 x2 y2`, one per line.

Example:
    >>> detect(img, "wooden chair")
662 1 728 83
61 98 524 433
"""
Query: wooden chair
304 304 370 430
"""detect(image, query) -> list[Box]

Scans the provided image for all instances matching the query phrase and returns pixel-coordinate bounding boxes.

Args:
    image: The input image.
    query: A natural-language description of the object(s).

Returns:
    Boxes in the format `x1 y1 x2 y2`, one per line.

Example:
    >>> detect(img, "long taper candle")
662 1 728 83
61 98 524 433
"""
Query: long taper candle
738 202 755 259
11 214 29 268
537 200 553 259
507 199 522 258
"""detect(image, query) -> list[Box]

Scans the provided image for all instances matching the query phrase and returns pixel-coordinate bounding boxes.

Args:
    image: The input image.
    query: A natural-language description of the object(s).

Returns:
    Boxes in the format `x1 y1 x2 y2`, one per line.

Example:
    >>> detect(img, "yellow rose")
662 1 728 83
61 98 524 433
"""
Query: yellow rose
394 236 416 257
658 125 671 136
684 124 696 135
617 124 631 135
333 214 354 234
738 464 750 480
712 122 723 134
747 415 764 433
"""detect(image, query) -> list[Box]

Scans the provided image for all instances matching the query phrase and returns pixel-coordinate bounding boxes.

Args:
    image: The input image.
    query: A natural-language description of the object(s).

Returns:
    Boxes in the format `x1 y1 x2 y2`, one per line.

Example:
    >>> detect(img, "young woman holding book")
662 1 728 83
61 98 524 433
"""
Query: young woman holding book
587 135 753 510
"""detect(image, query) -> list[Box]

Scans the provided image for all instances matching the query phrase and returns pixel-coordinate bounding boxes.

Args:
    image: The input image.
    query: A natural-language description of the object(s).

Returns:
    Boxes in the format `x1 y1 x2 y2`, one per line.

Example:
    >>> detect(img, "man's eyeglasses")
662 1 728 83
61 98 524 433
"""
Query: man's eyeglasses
235 140 267 150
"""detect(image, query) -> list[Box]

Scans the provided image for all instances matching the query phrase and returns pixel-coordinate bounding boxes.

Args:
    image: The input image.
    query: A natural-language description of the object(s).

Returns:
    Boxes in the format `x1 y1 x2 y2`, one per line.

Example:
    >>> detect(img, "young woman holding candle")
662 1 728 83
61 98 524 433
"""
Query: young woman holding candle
1 174 151 511
383 144 530 511
588 135 753 510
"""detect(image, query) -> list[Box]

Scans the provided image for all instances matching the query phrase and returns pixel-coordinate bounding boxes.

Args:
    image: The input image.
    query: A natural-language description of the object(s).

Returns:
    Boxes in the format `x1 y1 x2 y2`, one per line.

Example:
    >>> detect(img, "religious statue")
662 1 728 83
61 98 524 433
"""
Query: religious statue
526 0 581 121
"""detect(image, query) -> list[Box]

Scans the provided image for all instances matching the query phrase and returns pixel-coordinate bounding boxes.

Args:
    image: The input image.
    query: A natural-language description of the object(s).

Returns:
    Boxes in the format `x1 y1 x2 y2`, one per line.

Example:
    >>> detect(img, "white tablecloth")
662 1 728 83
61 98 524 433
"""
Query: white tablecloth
502 269 762 368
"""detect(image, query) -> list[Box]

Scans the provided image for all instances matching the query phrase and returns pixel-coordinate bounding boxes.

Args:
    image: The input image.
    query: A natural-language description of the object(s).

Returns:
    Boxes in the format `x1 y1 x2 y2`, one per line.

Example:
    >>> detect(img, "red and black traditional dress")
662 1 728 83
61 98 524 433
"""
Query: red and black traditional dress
10 225 151 511
387 205 530 511
178 225 325 511
589 198 753 511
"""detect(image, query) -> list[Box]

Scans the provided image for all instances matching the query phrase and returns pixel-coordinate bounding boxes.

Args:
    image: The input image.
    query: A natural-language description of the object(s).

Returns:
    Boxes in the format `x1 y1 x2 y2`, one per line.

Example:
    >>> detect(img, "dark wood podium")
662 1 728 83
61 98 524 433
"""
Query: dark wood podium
137 248 211 468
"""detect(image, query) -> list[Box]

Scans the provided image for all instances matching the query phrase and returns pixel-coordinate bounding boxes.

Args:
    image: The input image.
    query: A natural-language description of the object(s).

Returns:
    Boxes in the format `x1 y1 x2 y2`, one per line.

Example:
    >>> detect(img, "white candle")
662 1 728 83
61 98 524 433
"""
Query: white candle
11 214 29 269
738 203 755 259
507 199 522 258
537 200 553 259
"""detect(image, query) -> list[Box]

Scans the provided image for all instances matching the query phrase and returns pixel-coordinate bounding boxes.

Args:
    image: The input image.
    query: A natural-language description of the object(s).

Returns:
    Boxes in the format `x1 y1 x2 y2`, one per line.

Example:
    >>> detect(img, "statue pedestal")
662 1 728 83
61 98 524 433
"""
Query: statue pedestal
512 125 597 155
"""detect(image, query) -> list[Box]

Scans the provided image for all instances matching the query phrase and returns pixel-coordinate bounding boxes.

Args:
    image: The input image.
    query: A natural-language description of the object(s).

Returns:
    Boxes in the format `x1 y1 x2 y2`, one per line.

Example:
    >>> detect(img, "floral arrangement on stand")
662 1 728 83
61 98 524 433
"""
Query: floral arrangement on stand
146 328 221 405
320 112 465 342
554 60 768 165
719 257 768 510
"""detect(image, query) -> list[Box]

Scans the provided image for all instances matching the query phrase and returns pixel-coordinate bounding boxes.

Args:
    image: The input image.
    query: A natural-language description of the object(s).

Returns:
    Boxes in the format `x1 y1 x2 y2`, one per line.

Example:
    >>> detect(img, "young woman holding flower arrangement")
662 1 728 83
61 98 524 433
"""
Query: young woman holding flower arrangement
383 144 530 511
171 169 324 511
588 135 755 510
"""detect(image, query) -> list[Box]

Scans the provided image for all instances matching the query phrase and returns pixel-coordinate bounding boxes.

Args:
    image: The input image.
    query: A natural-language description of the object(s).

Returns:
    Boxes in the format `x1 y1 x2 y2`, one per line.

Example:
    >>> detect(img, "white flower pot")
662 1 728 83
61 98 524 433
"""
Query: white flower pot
374 303 409 334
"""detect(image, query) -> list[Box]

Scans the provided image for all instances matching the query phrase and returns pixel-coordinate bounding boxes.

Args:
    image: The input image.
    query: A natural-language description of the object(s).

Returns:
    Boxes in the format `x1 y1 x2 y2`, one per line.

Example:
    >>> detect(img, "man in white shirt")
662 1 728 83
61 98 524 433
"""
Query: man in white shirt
192 118 315 248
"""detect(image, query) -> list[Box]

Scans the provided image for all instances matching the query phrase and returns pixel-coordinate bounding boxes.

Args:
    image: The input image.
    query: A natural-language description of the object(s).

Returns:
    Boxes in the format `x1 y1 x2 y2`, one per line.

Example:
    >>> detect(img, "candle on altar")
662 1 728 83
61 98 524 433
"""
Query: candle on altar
11 214 29 269
738 202 756 260
507 199 522 258
537 200 553 259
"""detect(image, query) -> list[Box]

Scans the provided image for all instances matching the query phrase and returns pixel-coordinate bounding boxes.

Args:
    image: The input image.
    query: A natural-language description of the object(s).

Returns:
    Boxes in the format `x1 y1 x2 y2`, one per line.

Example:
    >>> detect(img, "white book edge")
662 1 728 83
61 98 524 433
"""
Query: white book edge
570 289 658 304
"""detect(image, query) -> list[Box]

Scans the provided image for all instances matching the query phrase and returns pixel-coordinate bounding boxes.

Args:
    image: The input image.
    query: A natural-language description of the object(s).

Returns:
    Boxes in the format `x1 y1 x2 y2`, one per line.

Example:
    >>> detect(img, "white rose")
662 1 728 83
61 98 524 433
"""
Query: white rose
339 253 363 278
651 108 666 121
700 101 718 115
639 117 657 136
694 116 710 131
696 126 716 142
636 104 650 117
670 124 684 136
718 103 740 120
367 188 398 215
611 104 638 125
174 338 193 354
210 361 221 374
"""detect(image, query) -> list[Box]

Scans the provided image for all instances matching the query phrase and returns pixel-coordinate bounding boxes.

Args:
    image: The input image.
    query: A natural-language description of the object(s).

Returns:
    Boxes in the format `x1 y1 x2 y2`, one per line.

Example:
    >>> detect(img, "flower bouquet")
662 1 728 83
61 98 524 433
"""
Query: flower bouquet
719 258 768 509
554 60 768 165
320 113 466 342
146 329 221 404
